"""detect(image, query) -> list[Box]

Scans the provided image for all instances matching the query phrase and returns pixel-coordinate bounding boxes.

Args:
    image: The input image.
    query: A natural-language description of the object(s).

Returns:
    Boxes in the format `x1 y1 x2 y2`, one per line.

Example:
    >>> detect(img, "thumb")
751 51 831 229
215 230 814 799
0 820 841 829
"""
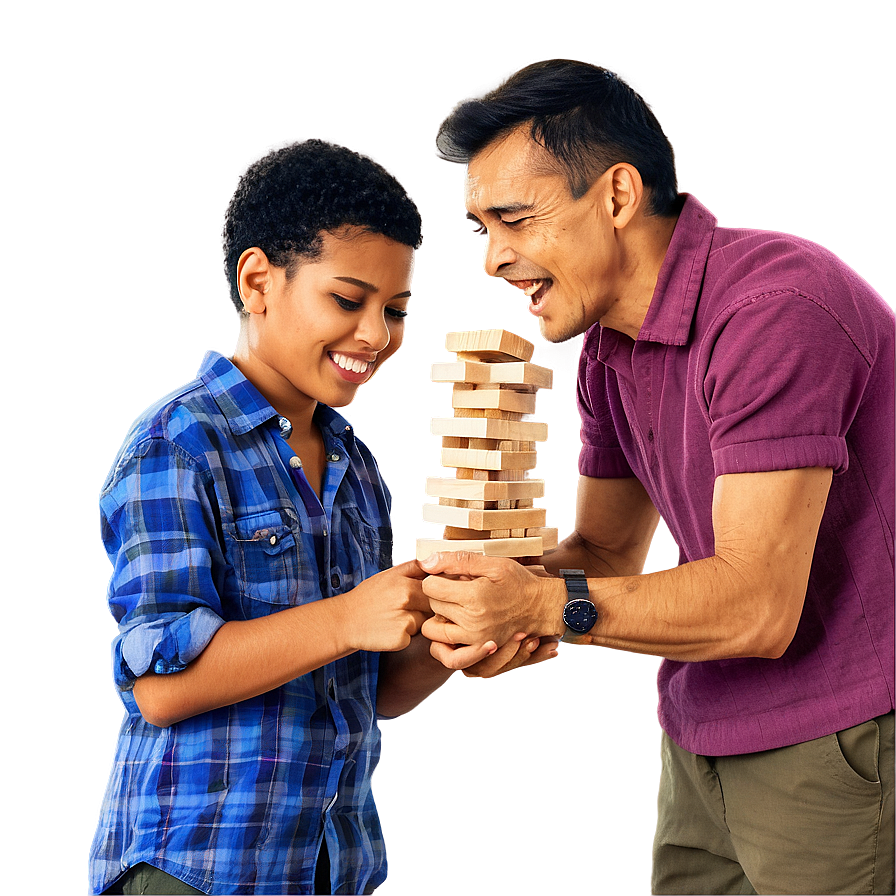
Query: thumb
390 558 427 579
419 550 496 579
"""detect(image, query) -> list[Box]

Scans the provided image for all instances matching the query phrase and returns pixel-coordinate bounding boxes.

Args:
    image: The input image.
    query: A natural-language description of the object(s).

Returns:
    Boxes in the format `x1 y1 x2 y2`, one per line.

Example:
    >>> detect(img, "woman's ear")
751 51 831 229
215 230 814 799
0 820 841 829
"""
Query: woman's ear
237 247 273 314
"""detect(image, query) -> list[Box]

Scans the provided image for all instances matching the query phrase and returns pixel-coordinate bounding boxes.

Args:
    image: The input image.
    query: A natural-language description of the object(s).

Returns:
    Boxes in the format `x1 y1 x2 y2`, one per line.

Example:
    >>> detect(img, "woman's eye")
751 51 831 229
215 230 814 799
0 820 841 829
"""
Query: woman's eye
333 295 362 311
385 307 408 320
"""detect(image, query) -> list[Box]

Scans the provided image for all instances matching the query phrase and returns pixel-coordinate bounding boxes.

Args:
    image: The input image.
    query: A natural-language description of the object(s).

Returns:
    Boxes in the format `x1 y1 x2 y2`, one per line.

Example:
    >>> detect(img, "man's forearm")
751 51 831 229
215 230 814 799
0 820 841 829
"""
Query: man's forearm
376 634 454 719
548 555 803 661
541 529 652 580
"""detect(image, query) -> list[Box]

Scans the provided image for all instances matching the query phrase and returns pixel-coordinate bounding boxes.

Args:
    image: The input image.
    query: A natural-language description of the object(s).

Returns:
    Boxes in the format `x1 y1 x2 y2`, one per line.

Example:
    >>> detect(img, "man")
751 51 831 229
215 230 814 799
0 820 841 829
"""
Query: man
420 59 894 894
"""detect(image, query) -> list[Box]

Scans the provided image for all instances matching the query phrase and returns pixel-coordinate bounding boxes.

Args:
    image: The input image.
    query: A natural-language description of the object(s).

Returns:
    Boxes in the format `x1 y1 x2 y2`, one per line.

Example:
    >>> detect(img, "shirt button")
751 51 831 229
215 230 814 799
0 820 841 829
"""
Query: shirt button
270 535 278 546
289 456 302 469
328 453 341 462
278 416 293 438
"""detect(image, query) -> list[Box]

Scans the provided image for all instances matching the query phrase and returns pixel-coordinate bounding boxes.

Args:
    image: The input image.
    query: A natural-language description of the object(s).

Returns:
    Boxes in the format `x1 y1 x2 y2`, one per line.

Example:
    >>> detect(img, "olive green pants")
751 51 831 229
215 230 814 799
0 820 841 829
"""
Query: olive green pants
107 841 332 894
652 712 894 895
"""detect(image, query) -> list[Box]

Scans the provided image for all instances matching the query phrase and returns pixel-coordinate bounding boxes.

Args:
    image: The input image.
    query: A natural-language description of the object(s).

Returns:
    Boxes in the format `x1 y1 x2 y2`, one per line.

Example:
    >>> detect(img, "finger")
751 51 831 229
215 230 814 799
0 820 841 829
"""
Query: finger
406 583 433 614
420 615 469 645
391 558 427 579
523 639 560 666
406 610 429 635
462 636 525 678
429 639 498 671
419 550 508 581
464 633 555 678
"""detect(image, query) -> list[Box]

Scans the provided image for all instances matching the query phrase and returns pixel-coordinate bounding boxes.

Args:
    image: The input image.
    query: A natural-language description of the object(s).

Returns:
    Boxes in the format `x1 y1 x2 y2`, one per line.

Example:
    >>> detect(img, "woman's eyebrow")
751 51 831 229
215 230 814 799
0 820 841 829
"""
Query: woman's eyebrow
333 276 411 300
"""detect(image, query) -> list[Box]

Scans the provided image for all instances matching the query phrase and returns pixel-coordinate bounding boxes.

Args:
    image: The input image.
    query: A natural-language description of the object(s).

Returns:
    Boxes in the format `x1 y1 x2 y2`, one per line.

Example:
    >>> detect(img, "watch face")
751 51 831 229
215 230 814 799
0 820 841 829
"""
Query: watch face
563 598 598 633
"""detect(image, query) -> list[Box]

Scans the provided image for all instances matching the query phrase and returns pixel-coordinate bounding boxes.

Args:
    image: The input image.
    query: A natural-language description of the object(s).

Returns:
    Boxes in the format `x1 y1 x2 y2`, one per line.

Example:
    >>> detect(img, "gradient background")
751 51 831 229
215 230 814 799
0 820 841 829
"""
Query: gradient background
3 2 891 893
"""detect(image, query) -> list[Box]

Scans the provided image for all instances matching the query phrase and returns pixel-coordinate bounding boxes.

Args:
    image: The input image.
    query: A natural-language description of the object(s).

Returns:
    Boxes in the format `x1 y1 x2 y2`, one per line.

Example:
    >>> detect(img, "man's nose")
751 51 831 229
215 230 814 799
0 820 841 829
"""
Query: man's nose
484 232 518 277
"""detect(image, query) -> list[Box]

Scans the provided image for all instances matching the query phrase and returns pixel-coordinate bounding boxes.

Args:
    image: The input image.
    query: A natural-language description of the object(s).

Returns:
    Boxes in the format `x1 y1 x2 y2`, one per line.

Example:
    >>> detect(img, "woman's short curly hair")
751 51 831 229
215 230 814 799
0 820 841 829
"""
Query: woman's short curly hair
222 139 422 312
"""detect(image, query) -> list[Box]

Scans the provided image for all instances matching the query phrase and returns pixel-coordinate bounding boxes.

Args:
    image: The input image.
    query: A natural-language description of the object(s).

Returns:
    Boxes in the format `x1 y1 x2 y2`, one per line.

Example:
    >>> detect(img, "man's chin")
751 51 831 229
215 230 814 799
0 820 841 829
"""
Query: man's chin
538 315 585 344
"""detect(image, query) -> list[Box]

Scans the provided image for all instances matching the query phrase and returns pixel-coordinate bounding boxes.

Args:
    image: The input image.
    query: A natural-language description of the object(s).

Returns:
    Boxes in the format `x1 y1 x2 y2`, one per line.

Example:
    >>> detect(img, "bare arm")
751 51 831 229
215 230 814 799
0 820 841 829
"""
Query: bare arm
376 634 456 719
134 560 430 727
540 475 661 578
422 467 832 664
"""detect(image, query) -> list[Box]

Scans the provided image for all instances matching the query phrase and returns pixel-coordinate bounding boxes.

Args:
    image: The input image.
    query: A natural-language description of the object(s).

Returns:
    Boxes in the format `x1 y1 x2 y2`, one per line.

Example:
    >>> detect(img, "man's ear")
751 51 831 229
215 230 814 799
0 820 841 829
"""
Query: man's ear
607 163 644 229
237 247 273 314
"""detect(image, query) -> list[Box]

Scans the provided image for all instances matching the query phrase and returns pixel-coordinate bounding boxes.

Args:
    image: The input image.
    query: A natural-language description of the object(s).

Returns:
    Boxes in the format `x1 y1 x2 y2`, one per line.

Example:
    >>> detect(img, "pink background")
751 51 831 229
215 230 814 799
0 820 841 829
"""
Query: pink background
5 3 890 893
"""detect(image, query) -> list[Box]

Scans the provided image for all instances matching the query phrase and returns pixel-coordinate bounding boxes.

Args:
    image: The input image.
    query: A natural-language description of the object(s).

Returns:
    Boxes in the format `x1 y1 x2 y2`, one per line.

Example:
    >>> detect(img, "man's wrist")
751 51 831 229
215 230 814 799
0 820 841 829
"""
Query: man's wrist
537 575 569 638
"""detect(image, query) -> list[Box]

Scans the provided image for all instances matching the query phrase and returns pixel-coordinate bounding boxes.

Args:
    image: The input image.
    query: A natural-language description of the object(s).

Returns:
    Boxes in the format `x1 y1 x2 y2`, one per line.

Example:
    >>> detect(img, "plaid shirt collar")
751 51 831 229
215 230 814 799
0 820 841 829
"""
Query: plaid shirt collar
198 350 356 449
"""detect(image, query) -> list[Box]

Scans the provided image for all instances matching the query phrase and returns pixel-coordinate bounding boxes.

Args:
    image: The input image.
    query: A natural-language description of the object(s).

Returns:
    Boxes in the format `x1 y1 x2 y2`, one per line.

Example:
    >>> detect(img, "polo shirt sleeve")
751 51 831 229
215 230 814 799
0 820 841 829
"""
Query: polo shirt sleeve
701 291 871 476
576 332 635 478
100 436 227 714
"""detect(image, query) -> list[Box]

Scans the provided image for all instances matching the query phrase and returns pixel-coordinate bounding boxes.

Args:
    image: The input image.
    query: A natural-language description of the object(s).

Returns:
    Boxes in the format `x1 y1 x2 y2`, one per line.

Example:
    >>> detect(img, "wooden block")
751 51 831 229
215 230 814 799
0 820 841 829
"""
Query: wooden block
443 526 493 539
526 527 559 550
453 407 524 421
445 329 534 362
441 436 469 449
432 361 552 389
416 536 544 560
510 528 527 537
442 447 537 471
452 387 538 414
423 504 547 530
489 470 529 482
426 477 545 501
431 417 547 442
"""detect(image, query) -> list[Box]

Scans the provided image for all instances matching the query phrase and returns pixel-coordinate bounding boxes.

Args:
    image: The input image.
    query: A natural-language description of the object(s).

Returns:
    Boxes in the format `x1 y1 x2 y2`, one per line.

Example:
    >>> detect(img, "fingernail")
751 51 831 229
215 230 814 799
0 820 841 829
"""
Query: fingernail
527 639 538 652
420 553 437 568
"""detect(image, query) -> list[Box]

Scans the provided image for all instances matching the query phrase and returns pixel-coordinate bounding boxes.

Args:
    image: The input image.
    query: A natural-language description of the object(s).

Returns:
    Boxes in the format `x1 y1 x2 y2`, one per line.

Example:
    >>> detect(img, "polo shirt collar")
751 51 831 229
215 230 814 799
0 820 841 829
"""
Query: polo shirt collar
635 193 717 347
197 351 355 448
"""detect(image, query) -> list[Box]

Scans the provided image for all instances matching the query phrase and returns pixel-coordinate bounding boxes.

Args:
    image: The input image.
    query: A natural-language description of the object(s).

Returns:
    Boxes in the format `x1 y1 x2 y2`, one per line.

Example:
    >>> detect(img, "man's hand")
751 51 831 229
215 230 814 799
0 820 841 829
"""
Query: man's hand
336 560 433 653
419 551 566 652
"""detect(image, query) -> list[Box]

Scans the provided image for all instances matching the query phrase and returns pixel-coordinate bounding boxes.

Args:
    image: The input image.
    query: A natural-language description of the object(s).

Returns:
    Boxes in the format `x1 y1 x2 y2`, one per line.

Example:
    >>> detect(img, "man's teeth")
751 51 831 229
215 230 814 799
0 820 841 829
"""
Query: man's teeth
523 280 543 297
332 353 371 373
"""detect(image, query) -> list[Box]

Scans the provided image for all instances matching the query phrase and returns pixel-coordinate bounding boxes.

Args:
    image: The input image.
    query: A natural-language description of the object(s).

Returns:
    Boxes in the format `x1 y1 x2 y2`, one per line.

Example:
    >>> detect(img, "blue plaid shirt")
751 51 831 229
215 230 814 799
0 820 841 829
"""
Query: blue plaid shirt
90 352 394 895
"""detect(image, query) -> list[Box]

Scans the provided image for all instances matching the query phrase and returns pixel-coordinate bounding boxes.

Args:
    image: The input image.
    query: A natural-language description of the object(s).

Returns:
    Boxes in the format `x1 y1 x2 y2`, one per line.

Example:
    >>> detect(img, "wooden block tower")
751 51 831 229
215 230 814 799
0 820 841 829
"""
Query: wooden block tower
416 329 559 560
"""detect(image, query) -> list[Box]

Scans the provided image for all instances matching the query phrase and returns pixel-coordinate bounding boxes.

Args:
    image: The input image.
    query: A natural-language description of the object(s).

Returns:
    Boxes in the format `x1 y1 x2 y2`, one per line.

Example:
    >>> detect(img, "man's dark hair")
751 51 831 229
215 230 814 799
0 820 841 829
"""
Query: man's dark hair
436 59 679 217
223 139 422 312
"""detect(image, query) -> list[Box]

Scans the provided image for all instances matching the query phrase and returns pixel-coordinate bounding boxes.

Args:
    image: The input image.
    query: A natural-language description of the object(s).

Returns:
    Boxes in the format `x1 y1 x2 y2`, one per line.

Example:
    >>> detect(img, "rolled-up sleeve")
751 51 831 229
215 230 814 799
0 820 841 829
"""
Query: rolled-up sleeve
700 291 871 477
577 337 635 479
101 437 226 713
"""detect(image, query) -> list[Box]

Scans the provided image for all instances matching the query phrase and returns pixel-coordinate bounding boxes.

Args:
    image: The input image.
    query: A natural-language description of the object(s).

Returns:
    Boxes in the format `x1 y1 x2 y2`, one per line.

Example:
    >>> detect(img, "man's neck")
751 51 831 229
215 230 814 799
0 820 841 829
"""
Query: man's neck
599 212 679 340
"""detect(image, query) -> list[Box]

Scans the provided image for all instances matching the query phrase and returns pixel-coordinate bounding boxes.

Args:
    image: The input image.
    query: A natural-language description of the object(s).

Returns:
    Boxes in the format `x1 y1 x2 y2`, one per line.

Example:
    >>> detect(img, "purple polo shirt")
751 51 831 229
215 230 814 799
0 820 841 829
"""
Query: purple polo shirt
577 194 895 755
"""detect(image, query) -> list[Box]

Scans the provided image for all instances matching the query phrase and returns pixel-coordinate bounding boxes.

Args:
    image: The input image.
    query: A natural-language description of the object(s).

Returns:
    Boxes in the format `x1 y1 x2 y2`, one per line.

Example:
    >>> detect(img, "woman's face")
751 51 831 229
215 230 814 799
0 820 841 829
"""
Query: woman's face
240 227 415 412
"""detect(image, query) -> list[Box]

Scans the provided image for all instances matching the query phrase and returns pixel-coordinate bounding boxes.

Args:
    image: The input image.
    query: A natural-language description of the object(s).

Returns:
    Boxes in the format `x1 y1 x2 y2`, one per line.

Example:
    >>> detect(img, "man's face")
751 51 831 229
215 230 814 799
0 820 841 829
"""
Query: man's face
465 127 618 343
246 228 414 410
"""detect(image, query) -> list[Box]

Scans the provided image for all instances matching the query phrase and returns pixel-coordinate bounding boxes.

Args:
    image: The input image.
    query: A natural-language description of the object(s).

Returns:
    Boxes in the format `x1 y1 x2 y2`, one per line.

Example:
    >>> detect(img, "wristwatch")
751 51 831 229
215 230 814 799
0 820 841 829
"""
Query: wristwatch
560 569 598 636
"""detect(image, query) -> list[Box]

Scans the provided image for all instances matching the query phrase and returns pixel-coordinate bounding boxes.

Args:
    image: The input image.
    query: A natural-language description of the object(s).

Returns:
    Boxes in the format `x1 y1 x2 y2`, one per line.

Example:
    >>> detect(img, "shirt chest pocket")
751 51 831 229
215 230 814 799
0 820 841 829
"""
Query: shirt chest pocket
336 506 393 590
224 508 301 612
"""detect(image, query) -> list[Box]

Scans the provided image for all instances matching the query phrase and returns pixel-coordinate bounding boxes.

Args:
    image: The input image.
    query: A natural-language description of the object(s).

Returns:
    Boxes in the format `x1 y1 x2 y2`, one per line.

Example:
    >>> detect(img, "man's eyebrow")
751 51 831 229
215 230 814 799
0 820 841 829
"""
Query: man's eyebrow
466 203 535 221
333 276 411 300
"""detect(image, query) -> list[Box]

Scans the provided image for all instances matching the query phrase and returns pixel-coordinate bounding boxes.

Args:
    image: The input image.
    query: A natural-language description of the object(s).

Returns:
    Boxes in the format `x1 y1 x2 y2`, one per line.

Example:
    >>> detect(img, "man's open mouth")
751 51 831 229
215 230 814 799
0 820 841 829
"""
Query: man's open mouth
508 278 553 304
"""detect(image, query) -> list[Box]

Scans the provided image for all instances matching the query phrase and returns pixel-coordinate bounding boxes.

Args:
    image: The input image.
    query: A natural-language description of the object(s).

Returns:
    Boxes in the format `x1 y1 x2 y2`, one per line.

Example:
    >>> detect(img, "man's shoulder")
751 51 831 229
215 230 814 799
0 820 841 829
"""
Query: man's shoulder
702 225 891 345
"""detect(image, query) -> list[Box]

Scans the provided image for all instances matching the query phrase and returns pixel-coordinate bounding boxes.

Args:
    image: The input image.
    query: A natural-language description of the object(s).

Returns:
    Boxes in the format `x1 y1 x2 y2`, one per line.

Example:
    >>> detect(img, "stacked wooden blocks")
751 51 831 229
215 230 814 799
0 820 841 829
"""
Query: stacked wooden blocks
416 329 558 560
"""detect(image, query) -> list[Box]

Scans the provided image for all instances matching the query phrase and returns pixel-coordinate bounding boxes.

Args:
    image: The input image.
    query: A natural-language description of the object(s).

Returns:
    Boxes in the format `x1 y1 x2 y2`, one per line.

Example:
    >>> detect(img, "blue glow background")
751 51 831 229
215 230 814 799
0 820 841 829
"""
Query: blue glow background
3 3 890 892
